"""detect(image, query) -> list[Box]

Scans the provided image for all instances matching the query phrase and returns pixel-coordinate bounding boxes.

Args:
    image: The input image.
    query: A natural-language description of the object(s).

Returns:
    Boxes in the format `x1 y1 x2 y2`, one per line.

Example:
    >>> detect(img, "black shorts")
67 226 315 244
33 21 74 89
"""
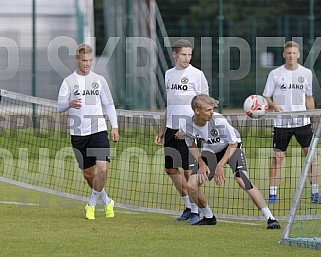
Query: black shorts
273 125 313 152
164 128 195 170
71 131 110 169
192 143 248 181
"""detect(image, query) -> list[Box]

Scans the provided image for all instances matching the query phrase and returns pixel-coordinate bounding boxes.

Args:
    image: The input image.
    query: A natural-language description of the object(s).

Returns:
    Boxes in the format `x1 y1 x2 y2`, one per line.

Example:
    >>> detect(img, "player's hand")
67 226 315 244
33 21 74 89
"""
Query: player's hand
273 105 283 112
111 128 119 142
197 173 209 184
196 165 210 184
155 134 164 146
214 164 226 186
69 98 82 109
174 130 184 140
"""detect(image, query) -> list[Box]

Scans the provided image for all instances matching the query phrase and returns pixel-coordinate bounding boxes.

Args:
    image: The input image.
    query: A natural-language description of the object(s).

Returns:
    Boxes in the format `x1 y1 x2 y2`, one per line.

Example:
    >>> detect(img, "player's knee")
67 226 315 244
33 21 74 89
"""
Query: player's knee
83 168 94 179
273 151 285 163
236 171 253 190
165 168 180 176
187 178 198 193
97 168 108 176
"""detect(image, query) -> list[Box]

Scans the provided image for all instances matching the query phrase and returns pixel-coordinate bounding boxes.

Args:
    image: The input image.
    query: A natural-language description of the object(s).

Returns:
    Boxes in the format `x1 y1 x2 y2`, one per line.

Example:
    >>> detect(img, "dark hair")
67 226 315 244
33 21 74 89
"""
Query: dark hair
172 39 193 53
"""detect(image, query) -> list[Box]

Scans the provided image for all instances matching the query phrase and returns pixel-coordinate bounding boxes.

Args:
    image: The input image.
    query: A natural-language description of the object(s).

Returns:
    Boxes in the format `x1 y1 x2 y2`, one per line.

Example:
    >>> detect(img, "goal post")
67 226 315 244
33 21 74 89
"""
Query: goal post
279 114 321 250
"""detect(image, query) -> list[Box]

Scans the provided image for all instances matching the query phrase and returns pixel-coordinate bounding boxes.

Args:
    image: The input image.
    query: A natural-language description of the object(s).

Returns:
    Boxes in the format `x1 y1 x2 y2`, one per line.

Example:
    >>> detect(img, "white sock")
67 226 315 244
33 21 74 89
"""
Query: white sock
270 186 277 196
261 207 275 220
190 203 199 214
201 204 213 218
311 184 319 195
88 189 101 207
182 195 191 209
100 189 111 205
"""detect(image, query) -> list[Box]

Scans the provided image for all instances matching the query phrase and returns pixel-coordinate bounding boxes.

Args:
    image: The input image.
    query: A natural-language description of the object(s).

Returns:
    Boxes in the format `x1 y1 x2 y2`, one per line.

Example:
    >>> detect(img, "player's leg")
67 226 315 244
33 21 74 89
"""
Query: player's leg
71 135 97 220
187 150 217 225
269 151 285 203
166 168 191 220
269 127 291 203
83 166 95 188
82 164 112 208
187 175 216 226
164 128 192 220
89 131 115 217
235 176 280 229
229 146 280 229
296 124 320 203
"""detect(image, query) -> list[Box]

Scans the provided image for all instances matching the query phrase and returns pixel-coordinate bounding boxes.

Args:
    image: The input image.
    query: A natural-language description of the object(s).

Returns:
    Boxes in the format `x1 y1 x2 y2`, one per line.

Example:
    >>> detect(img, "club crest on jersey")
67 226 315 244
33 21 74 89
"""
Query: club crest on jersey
298 76 304 83
92 82 99 89
210 129 219 137
181 77 189 84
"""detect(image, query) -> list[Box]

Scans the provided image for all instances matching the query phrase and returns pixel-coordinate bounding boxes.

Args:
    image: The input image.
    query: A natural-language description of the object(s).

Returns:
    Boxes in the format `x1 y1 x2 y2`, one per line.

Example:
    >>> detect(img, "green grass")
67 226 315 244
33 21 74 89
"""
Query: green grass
1 182 320 257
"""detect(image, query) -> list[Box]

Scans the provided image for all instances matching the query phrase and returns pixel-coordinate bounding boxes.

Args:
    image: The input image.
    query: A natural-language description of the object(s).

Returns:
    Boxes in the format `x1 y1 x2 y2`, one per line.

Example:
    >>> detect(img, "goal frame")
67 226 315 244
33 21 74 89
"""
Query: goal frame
279 114 321 249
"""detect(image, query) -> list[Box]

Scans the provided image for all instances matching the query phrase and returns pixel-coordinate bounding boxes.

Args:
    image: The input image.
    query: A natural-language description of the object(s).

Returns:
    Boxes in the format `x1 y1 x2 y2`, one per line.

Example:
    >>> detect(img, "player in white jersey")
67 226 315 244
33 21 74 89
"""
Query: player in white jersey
181 94 280 228
155 39 214 224
263 41 320 204
57 44 119 220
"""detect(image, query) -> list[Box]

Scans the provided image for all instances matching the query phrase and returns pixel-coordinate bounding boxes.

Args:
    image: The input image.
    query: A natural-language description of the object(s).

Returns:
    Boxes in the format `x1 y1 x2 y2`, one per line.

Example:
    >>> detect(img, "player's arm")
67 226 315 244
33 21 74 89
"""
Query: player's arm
214 142 238 186
264 96 282 112
263 71 282 112
100 78 119 142
306 95 315 110
155 110 166 145
57 80 72 113
306 95 318 128
188 142 210 184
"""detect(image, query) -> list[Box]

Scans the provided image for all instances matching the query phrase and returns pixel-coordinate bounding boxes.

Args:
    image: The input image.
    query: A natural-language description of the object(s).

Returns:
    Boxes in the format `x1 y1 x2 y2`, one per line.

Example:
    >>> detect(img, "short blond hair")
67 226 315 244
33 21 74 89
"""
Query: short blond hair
76 44 93 56
191 94 218 111
284 41 299 50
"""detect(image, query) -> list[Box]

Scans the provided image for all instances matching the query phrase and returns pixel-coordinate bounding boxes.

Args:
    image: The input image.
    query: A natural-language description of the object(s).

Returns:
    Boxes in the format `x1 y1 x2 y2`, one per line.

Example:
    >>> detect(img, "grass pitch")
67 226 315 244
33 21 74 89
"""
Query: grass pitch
1 182 319 257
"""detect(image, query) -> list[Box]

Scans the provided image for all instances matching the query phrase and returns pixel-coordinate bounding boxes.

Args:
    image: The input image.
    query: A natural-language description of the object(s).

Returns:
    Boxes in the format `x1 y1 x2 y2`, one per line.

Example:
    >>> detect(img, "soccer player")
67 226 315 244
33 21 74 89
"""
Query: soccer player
181 94 281 229
155 39 211 224
57 44 119 220
263 41 320 204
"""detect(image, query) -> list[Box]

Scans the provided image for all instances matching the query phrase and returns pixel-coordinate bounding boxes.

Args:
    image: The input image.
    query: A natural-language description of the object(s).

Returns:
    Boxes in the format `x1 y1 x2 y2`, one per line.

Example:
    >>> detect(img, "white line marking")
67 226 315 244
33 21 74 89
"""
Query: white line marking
96 208 140 215
0 201 38 206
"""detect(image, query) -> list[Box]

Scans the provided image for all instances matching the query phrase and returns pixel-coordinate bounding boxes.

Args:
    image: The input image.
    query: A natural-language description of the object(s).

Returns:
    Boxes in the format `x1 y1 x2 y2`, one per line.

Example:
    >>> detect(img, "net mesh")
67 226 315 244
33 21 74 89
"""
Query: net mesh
1 89 321 220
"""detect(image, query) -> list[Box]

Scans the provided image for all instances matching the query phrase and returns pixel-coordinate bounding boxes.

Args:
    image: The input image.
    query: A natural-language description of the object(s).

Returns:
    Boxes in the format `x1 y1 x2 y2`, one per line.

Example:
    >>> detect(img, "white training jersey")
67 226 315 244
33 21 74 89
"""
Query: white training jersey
181 112 241 153
57 71 118 136
263 64 313 128
165 65 209 130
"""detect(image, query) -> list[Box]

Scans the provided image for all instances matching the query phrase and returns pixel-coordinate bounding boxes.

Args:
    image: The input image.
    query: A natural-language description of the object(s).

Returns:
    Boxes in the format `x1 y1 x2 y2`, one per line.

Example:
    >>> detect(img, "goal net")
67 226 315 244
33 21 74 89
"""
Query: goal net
279 114 321 249
0 89 321 221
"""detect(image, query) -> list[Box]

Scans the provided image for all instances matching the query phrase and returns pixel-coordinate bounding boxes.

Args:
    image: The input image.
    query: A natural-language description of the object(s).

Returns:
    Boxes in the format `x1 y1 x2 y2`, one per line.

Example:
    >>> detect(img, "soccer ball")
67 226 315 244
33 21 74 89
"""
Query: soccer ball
243 95 268 119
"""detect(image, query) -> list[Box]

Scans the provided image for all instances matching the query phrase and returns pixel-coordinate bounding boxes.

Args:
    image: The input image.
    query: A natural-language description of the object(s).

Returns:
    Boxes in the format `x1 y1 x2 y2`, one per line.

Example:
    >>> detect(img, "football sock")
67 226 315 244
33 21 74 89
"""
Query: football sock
311 184 319 195
261 207 275 220
88 189 101 206
100 189 111 205
190 203 199 214
182 195 191 209
269 186 277 196
201 204 213 218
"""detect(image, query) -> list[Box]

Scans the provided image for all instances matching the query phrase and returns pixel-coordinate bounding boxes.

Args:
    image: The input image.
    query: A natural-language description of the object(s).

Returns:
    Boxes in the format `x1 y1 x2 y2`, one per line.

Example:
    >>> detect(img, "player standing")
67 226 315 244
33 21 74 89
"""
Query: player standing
263 41 320 204
181 94 280 228
155 39 212 224
57 44 119 220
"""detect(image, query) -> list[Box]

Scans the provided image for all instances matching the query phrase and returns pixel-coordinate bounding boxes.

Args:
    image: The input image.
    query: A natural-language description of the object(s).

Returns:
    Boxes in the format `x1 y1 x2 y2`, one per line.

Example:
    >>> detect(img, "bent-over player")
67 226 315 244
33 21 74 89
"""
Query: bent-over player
181 94 281 229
